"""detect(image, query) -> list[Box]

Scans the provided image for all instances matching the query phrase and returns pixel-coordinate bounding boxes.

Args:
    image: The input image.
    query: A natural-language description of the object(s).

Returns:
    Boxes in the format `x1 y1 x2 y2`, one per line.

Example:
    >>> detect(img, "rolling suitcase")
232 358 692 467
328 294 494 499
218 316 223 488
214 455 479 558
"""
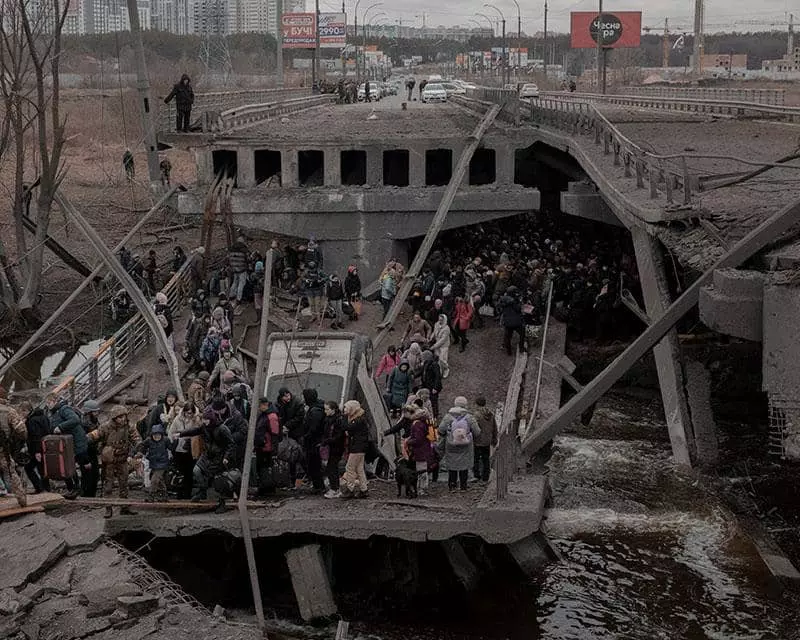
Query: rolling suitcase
42 434 75 480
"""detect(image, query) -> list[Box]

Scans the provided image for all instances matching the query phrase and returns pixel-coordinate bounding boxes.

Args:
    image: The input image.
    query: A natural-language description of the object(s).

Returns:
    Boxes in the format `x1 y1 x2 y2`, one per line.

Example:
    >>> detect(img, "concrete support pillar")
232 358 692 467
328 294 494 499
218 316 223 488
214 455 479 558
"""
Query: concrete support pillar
496 147 514 185
285 544 337 622
409 147 426 187
281 150 299 187
237 148 255 188
631 228 695 467
195 149 212 186
324 230 408 285
324 149 341 187
366 147 382 186
560 182 623 227
685 359 718 466
507 533 557 575
440 539 478 591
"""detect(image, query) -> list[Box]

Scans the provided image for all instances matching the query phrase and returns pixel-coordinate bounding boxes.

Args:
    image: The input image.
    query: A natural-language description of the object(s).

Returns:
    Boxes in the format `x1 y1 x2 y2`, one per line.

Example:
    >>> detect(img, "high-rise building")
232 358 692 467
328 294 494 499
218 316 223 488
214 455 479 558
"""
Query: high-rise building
191 0 232 35
91 0 151 33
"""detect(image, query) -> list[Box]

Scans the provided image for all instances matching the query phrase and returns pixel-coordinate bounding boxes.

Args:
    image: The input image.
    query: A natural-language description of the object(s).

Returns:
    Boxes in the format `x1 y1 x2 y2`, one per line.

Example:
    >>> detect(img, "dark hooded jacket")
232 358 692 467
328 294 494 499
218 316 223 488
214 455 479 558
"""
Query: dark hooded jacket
277 387 305 442
180 410 235 469
302 389 325 448
26 407 52 456
49 400 87 456
254 403 281 453
387 361 412 407
165 74 194 110
139 424 171 470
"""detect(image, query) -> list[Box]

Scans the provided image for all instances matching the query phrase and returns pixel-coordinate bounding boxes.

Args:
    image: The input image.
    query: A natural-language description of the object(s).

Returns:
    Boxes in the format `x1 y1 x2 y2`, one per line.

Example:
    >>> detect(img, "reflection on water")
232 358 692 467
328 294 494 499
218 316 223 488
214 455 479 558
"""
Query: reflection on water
0 338 106 392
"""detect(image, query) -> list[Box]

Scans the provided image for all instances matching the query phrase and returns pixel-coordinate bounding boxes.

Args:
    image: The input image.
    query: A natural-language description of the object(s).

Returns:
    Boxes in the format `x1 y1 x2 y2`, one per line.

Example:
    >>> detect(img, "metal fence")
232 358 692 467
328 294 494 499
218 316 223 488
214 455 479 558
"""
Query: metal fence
158 87 308 132
51 258 196 408
465 87 521 125
618 85 786 106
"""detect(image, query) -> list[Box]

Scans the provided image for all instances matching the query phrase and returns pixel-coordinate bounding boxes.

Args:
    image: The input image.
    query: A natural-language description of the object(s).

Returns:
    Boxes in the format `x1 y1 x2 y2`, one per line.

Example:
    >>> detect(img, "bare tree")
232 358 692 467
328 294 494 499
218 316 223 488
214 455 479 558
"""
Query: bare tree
13 0 71 321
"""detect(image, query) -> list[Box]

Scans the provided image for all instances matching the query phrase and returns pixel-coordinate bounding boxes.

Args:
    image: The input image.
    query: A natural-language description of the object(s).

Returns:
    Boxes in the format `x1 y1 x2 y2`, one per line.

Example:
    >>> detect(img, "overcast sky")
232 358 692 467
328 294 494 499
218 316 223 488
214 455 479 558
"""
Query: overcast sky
323 0 794 34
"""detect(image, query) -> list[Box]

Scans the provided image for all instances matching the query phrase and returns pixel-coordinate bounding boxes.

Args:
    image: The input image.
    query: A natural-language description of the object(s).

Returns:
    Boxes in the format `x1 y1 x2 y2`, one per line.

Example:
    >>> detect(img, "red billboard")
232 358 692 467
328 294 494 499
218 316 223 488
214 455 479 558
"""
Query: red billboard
570 11 642 49
282 13 316 49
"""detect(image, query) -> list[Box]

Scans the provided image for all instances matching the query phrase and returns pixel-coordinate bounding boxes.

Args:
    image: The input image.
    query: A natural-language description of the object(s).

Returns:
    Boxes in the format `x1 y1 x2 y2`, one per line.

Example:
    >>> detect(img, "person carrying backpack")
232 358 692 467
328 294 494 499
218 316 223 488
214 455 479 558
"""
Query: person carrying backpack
437 396 481 491
254 397 282 496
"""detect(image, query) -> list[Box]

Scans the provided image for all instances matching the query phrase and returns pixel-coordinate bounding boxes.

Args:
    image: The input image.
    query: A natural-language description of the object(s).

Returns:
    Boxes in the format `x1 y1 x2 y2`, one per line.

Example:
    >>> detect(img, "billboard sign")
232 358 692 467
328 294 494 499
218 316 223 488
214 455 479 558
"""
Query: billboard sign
282 13 316 48
319 12 346 48
570 11 641 48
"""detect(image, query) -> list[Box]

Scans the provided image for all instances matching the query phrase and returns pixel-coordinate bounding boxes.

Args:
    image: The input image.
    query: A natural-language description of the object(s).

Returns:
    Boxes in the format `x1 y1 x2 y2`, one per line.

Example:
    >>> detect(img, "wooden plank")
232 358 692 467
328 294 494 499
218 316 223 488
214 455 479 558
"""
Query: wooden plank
335 620 350 640
73 497 259 509
0 505 45 519
374 105 501 344
96 372 144 405
0 491 65 513
522 194 800 457
356 359 396 471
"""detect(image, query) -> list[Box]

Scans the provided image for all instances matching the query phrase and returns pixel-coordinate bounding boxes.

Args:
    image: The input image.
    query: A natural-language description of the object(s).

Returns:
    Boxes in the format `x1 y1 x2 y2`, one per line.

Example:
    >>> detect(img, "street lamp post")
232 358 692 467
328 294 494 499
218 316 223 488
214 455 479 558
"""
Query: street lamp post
354 0 364 84
510 0 521 78
475 12 496 79
485 4 507 86
362 2 383 81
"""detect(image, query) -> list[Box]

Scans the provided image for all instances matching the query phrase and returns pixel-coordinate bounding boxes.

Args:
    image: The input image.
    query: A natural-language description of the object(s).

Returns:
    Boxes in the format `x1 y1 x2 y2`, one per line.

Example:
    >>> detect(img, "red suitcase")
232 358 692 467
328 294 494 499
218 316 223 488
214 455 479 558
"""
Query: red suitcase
42 434 75 479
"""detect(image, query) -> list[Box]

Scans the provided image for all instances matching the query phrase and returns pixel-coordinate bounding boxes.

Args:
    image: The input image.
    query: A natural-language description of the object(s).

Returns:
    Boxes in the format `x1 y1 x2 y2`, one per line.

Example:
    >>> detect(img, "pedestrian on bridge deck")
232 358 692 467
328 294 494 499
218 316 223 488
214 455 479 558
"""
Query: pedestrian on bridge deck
164 74 194 133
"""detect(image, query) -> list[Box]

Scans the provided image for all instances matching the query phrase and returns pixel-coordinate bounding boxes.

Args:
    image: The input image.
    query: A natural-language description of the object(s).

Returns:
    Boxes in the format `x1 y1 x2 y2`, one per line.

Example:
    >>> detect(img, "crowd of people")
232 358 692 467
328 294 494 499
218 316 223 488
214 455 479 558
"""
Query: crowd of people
0 212 637 513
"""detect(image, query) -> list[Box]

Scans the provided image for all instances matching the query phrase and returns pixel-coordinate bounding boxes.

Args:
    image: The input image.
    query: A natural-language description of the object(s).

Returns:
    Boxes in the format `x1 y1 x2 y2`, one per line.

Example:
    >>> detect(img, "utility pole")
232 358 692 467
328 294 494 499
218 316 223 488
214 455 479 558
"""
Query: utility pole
543 0 548 78
595 0 603 93
501 17 507 85
693 0 703 75
125 0 161 189
663 17 669 68
312 0 320 90
789 13 795 58
277 0 284 87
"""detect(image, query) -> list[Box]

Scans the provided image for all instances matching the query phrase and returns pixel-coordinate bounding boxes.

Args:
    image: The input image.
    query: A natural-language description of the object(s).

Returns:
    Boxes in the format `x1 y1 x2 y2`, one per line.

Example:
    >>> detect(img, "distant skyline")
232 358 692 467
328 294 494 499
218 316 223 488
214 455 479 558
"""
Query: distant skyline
323 0 796 35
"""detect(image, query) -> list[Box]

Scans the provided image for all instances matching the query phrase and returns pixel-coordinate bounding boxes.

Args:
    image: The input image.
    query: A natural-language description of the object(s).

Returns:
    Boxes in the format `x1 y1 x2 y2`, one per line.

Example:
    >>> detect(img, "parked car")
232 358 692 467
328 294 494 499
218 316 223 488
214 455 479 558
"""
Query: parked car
421 83 448 103
441 82 466 96
428 74 443 82
519 83 540 98
357 83 382 102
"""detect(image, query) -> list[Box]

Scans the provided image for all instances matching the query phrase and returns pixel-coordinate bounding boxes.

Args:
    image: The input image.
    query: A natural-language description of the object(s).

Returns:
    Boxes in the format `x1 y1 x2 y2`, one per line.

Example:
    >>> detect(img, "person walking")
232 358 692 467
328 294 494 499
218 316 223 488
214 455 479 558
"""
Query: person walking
164 74 195 133
341 400 369 498
0 388 28 508
374 345 401 387
437 396 481 491
380 269 397 318
168 403 202 499
344 265 362 320
430 314 451 378
22 400 51 494
406 404 433 495
301 388 326 495
322 401 346 499
452 296 473 352
326 273 345 329
387 361 413 416
227 235 250 309
498 286 526 355
472 396 497 482
138 424 171 502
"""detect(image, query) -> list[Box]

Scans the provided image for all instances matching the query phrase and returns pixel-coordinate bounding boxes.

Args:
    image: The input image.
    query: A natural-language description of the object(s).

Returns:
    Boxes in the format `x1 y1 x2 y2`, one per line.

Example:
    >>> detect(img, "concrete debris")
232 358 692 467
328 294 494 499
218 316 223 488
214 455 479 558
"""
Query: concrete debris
0 513 263 640
212 604 226 619
80 582 142 618
116 594 161 618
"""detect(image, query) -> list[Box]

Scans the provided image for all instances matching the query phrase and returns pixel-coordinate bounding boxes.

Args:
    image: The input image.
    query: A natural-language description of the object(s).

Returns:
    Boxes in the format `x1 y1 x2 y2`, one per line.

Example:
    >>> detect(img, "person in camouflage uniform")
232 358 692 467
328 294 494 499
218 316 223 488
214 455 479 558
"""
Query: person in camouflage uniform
0 387 28 508
87 405 141 518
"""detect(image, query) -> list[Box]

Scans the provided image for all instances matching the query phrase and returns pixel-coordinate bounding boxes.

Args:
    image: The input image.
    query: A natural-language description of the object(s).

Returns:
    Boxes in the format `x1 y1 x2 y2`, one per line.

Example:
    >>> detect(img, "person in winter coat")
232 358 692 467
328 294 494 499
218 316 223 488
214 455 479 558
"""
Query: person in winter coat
452 297 474 352
402 342 424 384
154 291 175 363
277 387 305 488
250 261 265 310
87 405 142 517
499 286 526 355
168 403 202 499
254 398 281 496
387 361 413 413
164 73 194 132
179 408 236 512
229 384 251 421
322 401 347 499
0 390 27 508
210 307 231 338
402 311 432 347
208 348 244 390
205 394 248 469
326 274 345 329
199 328 222 372
47 394 89 500
301 262 326 320
302 388 326 494
344 265 362 319
137 424 171 502
405 404 434 495
79 399 102 497
472 396 498 482
437 396 481 491
187 371 209 409
147 389 180 432
420 350 443 418
23 401 51 494
430 315 451 379
340 400 369 498
380 269 397 318
375 345 401 386
227 236 250 305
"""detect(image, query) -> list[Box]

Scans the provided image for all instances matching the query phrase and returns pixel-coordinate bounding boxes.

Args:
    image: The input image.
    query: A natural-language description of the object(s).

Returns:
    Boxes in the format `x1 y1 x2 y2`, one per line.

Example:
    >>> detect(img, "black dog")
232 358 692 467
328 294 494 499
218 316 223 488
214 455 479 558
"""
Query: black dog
395 457 418 498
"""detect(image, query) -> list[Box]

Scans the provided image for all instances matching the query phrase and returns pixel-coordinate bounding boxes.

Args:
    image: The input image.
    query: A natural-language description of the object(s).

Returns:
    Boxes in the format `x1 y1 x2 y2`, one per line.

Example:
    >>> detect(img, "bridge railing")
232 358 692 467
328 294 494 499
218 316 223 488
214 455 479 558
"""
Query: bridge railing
537 91 800 122
220 95 335 131
465 86 521 125
51 257 196 408
527 96 697 207
158 87 308 132
618 85 785 106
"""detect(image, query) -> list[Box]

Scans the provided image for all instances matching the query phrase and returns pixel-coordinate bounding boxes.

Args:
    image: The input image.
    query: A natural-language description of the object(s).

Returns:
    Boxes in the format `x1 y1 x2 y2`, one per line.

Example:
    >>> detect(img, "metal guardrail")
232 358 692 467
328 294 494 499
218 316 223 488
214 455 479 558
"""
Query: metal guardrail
619 85 785 106
221 95 335 131
51 258 196 408
465 87 521 125
158 87 308 132
527 96 696 207
538 91 800 122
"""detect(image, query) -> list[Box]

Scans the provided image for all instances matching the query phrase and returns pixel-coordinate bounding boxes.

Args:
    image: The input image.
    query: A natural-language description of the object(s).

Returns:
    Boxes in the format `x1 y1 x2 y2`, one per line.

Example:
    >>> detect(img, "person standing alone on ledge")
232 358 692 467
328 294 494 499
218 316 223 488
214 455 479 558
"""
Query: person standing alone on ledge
164 74 194 133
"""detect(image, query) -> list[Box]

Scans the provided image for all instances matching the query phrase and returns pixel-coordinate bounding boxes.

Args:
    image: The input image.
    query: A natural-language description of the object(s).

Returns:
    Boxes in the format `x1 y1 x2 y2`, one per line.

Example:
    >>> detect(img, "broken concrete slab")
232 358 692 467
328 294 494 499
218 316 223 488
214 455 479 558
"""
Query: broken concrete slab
116 594 160 618
0 588 32 615
285 544 337 622
440 539 479 591
20 622 40 640
0 514 67 591
507 533 558 576
43 510 106 555
21 558 76 602
79 582 142 618
71 545 135 594
86 612 161 640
